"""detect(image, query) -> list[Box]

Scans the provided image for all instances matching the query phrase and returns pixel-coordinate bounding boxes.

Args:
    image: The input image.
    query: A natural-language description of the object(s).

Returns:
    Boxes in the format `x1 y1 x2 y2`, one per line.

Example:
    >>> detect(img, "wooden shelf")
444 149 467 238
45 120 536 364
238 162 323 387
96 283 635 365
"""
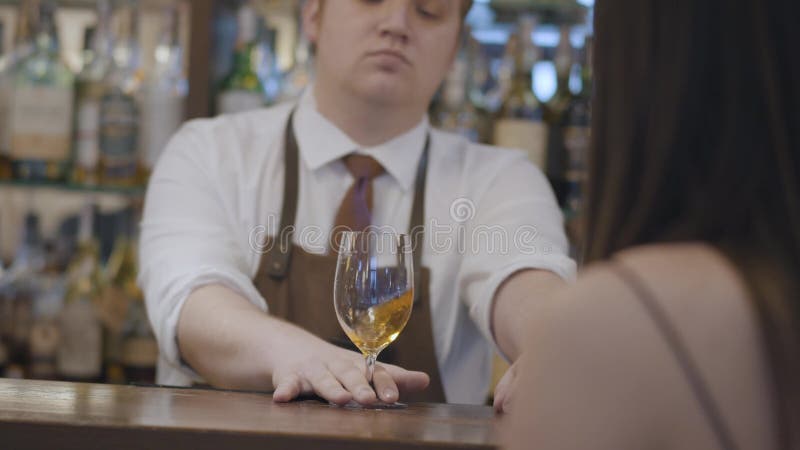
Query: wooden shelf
0 178 146 197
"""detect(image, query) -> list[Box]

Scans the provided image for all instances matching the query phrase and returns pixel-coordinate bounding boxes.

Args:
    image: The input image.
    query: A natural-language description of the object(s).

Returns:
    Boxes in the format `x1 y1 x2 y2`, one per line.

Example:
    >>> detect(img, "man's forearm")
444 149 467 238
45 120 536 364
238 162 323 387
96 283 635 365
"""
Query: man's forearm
491 270 566 361
176 284 331 390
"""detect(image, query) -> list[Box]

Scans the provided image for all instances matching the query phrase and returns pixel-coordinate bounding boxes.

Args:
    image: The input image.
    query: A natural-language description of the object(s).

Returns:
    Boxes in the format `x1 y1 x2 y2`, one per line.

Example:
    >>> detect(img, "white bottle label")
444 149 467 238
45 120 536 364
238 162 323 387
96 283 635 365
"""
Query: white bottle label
57 300 102 379
493 118 549 169
10 85 73 161
217 90 264 115
76 99 101 170
0 75 13 154
142 91 184 169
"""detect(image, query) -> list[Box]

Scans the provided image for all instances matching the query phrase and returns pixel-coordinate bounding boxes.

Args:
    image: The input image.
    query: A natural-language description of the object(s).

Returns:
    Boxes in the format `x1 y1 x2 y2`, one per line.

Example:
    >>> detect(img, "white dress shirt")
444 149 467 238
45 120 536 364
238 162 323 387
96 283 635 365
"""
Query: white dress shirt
138 88 576 405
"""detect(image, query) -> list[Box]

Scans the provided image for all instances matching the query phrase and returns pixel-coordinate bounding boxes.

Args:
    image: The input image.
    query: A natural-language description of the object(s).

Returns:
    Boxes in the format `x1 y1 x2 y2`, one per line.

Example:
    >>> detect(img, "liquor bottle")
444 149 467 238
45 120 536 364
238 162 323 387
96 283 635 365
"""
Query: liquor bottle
0 21 8 180
465 34 492 143
140 4 186 178
279 25 313 103
97 209 134 383
57 204 103 382
9 0 75 182
0 1 36 179
217 2 265 114
2 212 46 378
73 0 114 186
0 21 6 67
0 339 7 377
120 285 158 384
99 0 142 187
562 36 592 247
544 25 576 206
549 25 575 119
483 32 516 115
27 254 64 381
436 41 480 142
493 17 549 169
254 18 281 104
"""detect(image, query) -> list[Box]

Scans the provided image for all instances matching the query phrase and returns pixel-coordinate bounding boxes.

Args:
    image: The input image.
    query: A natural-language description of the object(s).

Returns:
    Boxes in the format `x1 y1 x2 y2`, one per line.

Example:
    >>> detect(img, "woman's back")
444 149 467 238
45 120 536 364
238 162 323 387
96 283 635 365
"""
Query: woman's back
506 243 776 449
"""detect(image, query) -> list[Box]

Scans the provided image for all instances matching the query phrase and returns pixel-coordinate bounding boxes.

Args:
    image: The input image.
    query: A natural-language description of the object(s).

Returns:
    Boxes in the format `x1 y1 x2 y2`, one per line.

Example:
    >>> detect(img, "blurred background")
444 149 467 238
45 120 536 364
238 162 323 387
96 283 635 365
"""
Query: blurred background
0 0 593 397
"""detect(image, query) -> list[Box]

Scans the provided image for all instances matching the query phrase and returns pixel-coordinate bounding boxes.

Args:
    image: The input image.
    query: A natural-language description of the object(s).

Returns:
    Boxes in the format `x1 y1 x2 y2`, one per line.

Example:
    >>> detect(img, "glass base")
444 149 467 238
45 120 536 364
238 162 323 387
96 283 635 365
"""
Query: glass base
335 400 408 410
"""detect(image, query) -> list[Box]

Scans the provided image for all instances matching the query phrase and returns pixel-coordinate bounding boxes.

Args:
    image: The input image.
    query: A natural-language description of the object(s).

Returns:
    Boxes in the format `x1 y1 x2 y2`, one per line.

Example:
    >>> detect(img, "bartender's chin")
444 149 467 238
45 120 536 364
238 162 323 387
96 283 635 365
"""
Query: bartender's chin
355 79 411 107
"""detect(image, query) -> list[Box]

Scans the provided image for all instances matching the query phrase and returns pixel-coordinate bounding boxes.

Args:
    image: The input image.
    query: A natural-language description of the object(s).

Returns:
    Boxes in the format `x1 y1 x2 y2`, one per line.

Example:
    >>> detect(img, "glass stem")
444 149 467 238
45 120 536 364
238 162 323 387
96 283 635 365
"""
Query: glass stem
365 353 377 384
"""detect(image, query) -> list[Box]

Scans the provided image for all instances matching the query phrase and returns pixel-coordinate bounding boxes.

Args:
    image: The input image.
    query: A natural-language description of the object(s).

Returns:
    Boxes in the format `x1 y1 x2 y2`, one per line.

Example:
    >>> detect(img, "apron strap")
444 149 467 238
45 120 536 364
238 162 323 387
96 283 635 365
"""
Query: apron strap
263 110 299 279
410 136 430 304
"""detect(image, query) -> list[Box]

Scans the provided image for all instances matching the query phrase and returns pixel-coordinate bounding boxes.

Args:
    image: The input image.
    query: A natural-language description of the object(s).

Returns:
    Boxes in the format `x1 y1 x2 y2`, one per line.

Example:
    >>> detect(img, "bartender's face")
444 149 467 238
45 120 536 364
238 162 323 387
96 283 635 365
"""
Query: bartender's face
304 0 462 109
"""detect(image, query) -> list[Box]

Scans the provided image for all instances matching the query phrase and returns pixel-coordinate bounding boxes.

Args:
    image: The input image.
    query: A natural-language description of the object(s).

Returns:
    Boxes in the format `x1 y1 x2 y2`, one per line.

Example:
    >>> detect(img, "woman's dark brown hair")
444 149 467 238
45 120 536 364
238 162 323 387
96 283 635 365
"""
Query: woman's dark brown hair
586 0 799 447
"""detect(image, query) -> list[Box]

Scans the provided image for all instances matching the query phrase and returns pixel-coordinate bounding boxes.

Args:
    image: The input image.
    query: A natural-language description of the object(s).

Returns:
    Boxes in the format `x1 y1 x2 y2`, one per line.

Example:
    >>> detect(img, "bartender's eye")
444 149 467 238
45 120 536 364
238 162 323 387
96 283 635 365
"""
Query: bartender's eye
416 0 447 19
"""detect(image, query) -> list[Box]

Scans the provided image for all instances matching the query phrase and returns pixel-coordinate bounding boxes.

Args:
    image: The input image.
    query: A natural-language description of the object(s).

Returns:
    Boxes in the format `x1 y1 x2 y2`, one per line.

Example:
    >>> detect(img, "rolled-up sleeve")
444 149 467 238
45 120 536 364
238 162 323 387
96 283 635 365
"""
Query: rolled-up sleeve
458 150 577 352
137 122 267 377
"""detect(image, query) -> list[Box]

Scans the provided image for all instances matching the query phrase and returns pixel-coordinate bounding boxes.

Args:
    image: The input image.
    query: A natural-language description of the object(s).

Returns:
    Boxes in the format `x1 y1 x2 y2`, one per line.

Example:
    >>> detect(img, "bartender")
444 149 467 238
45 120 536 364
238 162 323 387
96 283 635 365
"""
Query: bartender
138 0 575 406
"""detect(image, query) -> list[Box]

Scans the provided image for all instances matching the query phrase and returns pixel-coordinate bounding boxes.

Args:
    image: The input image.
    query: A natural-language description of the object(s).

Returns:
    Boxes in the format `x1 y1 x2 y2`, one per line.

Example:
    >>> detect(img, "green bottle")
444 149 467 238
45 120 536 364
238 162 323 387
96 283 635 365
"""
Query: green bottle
493 16 549 169
217 2 265 114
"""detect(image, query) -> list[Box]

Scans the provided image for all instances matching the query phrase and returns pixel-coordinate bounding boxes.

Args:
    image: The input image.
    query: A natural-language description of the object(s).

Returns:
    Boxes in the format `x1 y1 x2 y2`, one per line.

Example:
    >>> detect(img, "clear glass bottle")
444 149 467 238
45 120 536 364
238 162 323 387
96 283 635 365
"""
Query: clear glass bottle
253 18 281 104
436 39 481 143
0 0 36 177
9 0 75 182
484 32 517 115
99 0 142 187
0 21 9 180
3 212 46 379
493 17 549 169
57 204 103 382
562 36 592 247
140 4 186 178
217 2 265 114
279 16 313 103
73 0 114 186
545 25 576 207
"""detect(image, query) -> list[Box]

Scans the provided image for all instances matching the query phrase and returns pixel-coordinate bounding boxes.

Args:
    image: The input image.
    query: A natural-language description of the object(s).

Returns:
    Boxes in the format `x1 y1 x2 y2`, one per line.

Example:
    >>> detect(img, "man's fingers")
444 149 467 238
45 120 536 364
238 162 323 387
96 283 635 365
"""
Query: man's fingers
371 365 399 403
305 364 353 405
329 360 376 405
273 373 303 403
382 364 430 394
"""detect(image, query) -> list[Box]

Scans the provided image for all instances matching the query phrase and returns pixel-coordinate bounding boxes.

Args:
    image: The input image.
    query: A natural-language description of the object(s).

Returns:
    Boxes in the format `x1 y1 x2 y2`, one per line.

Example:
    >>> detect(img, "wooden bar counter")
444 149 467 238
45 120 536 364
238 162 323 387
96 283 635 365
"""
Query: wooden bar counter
0 378 500 449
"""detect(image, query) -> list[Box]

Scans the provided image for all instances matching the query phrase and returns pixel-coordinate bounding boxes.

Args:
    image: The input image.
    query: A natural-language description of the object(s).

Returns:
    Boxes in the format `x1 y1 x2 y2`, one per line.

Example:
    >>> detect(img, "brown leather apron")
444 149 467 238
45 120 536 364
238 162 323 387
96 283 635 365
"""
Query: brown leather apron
253 111 446 403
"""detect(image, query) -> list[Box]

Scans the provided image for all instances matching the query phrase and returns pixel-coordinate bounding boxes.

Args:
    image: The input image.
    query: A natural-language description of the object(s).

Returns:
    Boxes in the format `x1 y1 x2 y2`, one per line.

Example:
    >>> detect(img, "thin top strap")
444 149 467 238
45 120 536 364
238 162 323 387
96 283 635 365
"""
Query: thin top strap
410 135 430 305
263 109 299 279
611 262 739 450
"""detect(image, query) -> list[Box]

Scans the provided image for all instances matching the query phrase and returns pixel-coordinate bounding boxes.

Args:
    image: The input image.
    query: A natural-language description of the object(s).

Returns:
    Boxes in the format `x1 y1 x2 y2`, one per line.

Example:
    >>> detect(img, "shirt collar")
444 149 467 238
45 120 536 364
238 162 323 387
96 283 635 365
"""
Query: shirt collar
293 86 429 192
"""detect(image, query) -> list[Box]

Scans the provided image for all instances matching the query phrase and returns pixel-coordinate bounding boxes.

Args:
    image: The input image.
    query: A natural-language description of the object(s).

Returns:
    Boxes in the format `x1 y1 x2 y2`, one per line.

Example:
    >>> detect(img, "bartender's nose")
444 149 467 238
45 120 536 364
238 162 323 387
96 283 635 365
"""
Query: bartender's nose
378 0 412 45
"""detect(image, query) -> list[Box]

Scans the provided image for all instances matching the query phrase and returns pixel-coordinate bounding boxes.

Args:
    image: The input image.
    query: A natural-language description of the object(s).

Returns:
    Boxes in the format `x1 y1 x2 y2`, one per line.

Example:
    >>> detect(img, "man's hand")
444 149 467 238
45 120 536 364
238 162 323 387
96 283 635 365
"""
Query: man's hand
493 360 518 414
178 285 429 404
272 344 430 405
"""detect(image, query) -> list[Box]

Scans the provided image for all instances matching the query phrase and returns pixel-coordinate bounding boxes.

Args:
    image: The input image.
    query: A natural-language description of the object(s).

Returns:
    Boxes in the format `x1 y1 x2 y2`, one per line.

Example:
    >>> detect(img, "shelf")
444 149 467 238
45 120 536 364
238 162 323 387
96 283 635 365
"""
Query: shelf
491 0 588 25
0 178 146 197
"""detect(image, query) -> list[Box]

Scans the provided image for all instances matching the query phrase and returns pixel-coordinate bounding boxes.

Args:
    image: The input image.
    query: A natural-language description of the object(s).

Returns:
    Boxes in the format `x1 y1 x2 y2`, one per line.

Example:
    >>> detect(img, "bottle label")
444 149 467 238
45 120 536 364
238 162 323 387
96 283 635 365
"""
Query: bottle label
142 91 183 169
57 300 102 379
76 99 101 170
493 118 549 169
217 90 264 115
0 75 13 155
100 91 139 180
9 85 73 161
